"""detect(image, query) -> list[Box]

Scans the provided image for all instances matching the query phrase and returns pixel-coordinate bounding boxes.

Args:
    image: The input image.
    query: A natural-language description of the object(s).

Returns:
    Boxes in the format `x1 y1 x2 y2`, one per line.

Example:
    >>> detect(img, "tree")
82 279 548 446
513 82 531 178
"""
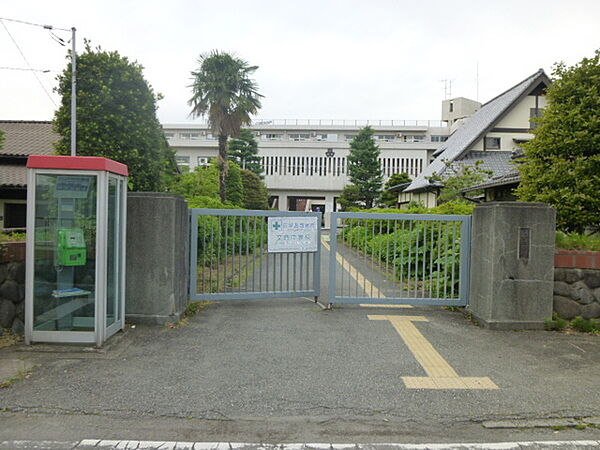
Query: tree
380 172 411 207
346 126 383 209
338 185 362 211
189 51 262 202
229 129 262 176
225 162 244 207
517 50 600 233
431 160 492 204
168 163 220 199
240 169 269 209
53 43 176 191
167 161 245 207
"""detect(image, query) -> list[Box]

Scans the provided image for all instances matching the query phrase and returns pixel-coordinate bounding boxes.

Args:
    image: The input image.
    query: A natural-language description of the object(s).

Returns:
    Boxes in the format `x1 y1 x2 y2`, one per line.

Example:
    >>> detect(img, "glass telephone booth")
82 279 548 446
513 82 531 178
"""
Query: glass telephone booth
25 156 128 346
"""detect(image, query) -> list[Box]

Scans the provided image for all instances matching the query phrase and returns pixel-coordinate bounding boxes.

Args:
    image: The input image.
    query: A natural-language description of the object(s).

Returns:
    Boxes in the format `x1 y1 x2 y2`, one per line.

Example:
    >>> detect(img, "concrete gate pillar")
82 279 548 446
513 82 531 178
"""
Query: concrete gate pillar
468 202 556 330
125 193 189 325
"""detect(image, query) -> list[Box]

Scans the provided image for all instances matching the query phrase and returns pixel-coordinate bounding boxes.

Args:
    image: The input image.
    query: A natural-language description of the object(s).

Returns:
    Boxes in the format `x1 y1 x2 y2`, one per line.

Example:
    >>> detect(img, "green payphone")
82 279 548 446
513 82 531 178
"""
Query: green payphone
57 228 87 266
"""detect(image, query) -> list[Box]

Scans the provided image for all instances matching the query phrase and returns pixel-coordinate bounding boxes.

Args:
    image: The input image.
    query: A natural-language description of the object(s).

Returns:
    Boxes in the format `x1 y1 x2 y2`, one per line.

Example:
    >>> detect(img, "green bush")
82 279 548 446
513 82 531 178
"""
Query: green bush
545 313 568 331
341 207 466 298
0 231 26 243
555 231 600 251
571 316 600 333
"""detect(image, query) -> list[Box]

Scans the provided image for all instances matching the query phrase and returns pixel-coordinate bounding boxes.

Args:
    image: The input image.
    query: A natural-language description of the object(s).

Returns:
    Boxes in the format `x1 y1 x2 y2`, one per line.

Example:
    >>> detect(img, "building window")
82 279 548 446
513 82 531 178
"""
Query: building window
262 133 282 140
197 157 211 166
402 135 425 143
175 156 190 167
289 133 310 141
344 134 356 141
449 101 454 113
431 135 448 142
206 133 217 140
164 132 175 139
530 108 543 130
375 135 395 142
180 132 201 140
484 137 501 150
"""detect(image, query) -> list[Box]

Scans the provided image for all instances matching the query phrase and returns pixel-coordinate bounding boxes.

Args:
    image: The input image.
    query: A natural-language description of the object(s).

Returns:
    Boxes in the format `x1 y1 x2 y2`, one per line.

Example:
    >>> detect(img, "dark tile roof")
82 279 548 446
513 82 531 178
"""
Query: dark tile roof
404 69 550 193
0 164 27 187
462 170 521 193
0 120 58 156
445 151 515 178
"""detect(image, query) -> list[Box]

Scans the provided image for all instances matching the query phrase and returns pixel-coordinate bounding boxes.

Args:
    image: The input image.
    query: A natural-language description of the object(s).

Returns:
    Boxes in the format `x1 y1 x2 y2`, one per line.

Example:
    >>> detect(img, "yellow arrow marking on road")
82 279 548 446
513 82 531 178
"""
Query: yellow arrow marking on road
369 315 498 390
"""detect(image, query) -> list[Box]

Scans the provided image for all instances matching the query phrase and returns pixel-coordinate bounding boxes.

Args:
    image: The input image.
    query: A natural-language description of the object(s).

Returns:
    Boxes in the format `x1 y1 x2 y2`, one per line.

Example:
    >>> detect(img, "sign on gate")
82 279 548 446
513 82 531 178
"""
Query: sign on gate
267 216 319 253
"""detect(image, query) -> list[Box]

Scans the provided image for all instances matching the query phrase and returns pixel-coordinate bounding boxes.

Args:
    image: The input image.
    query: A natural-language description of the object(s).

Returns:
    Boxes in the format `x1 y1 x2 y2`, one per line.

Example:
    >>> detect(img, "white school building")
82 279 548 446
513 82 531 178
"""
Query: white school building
162 117 452 218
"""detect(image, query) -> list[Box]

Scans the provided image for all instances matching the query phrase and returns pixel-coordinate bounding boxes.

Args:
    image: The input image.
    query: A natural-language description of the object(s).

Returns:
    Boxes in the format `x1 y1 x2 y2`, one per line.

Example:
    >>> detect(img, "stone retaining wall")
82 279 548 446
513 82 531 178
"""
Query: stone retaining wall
0 242 26 335
554 250 600 319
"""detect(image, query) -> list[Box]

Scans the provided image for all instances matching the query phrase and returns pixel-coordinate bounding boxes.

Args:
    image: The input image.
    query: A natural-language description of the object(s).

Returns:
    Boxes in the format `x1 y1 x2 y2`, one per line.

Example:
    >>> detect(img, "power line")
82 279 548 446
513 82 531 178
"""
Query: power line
0 19 57 107
0 66 52 73
0 16 70 32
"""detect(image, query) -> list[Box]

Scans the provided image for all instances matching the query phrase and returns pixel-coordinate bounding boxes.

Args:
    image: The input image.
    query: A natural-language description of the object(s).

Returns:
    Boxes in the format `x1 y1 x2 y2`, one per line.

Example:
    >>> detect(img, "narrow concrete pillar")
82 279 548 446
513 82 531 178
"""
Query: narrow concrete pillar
324 194 335 229
125 193 189 325
468 202 556 330
278 194 288 211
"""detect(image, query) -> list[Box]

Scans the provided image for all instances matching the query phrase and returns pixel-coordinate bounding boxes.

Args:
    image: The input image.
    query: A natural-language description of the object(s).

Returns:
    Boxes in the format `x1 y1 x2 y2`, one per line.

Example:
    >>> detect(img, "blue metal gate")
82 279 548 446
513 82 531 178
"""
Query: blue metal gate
327 212 471 306
189 209 321 301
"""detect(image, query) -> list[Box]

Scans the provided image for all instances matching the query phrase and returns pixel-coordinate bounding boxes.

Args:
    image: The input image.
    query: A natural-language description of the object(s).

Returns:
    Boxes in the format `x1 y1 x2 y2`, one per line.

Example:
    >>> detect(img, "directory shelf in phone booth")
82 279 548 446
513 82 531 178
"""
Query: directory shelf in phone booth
25 156 128 346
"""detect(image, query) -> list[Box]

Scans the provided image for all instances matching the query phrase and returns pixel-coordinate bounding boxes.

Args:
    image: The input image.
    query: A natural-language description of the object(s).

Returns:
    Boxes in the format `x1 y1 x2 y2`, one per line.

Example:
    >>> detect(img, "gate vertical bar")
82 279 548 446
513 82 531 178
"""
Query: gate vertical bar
328 212 337 302
459 216 472 306
313 213 322 300
189 211 198 299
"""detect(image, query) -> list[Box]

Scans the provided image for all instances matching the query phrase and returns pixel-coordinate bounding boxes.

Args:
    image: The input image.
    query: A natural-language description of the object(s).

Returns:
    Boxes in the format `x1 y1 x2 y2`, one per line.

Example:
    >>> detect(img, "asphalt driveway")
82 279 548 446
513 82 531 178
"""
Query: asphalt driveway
1 242 599 444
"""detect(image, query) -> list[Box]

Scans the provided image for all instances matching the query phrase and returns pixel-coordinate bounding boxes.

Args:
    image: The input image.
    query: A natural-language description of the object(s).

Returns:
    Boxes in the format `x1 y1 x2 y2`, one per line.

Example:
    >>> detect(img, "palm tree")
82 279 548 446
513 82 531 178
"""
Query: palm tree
189 50 262 202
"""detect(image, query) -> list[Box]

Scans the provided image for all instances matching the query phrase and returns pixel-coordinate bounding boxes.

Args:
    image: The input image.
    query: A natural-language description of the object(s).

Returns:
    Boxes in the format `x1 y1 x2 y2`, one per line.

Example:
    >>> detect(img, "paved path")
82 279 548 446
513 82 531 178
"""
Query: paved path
1 240 599 444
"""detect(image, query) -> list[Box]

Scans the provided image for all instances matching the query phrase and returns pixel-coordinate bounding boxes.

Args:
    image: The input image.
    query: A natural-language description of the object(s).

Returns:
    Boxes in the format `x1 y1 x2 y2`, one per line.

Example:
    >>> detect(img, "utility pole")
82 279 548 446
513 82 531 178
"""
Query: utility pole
70 27 77 156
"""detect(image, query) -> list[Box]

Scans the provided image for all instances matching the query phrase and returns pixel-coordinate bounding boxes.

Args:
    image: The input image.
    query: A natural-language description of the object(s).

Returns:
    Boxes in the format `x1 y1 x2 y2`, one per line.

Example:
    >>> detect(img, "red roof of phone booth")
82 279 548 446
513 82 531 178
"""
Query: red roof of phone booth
26 155 128 176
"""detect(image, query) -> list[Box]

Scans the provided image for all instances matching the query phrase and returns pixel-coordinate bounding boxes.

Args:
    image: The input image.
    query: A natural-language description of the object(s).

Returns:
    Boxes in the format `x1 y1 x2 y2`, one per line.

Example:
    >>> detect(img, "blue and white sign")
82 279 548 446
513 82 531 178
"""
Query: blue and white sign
267 216 319 253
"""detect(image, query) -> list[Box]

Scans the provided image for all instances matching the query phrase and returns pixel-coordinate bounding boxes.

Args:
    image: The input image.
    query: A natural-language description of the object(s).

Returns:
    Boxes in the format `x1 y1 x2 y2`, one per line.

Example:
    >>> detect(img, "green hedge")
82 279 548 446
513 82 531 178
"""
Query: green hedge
341 201 472 298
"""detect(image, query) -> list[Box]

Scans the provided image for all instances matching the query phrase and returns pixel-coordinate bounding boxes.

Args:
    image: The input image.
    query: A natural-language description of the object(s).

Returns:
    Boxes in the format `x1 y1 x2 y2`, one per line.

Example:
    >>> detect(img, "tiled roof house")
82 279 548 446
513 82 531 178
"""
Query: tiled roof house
0 121 58 228
399 69 551 207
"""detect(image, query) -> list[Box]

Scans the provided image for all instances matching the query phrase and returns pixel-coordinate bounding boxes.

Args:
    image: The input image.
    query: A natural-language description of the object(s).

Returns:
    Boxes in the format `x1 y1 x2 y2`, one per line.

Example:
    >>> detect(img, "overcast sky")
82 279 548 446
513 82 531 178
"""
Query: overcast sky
1 0 599 124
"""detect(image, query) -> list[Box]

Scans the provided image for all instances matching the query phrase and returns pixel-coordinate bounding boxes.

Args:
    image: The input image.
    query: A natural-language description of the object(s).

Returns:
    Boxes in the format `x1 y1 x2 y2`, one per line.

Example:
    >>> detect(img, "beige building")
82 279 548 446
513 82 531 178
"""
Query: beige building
401 69 550 207
163 119 450 225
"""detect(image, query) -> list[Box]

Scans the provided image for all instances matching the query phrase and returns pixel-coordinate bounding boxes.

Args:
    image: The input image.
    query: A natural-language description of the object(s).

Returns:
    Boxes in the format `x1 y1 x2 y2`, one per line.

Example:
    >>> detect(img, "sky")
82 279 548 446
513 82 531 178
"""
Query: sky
1 0 599 124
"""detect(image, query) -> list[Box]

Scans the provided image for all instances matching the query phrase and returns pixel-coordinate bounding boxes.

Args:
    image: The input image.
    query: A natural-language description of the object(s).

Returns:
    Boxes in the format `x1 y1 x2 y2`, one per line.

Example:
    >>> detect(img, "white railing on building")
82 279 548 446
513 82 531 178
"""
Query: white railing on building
166 119 448 128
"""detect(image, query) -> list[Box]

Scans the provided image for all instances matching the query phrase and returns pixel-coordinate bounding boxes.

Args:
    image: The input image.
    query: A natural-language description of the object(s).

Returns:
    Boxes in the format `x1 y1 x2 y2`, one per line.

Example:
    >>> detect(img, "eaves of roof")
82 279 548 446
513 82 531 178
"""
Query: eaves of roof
404 69 551 193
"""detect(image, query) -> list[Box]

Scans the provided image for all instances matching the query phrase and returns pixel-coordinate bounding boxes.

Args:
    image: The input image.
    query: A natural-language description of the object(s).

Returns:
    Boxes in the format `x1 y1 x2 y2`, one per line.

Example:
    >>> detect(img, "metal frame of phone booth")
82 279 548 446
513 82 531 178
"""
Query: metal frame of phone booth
25 156 128 347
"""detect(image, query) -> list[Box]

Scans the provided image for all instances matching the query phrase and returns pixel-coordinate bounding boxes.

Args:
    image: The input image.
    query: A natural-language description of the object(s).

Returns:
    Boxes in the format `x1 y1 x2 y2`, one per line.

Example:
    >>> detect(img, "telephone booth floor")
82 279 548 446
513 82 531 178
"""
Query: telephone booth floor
25 156 128 346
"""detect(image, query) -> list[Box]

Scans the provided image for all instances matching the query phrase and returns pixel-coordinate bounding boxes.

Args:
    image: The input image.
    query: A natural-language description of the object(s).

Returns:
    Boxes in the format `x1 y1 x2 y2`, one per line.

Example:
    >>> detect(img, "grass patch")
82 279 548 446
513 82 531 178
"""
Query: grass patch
545 313 568 331
0 368 31 389
166 301 212 329
185 301 211 317
571 316 600 333
0 330 22 349
544 314 600 334
0 231 26 243
556 231 600 251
